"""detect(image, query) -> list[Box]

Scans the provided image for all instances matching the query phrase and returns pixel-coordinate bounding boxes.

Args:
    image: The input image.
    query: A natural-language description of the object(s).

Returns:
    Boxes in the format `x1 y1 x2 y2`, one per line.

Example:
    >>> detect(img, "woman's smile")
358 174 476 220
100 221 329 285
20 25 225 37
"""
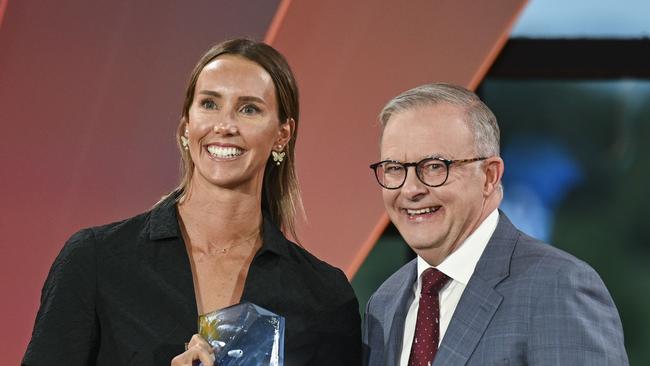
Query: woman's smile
205 143 245 160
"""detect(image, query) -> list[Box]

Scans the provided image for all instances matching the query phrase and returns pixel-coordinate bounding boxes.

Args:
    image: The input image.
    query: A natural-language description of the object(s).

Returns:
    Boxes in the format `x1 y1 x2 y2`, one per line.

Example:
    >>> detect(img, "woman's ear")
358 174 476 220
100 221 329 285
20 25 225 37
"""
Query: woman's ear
276 118 294 148
180 117 189 135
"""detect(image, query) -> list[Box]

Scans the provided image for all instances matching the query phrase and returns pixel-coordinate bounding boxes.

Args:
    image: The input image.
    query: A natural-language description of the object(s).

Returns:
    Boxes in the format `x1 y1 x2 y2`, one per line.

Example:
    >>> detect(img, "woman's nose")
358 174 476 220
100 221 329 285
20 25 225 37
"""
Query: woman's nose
213 121 238 135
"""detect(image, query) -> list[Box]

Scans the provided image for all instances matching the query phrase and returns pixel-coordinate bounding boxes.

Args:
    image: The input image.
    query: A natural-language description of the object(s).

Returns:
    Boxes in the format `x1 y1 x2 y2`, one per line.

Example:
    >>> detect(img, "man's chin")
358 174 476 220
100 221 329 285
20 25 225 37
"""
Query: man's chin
404 238 442 252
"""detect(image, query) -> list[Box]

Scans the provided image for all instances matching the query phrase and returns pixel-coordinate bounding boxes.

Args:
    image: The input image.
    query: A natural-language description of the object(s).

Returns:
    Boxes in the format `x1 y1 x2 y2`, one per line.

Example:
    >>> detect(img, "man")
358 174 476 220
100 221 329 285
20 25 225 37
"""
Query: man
363 83 628 365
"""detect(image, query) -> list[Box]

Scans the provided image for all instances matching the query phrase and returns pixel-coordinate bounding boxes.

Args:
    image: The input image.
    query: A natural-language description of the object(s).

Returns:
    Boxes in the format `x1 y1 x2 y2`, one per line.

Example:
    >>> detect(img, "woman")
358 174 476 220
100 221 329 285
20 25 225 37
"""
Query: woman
23 39 361 365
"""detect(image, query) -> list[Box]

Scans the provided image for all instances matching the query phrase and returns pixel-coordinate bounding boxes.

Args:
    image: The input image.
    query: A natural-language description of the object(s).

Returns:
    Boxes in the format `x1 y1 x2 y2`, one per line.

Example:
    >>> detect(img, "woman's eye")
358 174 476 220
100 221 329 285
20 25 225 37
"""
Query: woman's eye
240 104 261 115
200 99 217 110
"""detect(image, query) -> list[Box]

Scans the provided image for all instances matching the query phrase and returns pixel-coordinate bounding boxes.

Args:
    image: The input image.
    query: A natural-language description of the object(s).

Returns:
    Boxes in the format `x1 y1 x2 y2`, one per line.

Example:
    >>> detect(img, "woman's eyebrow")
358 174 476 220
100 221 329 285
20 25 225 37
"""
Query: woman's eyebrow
238 96 265 104
197 90 221 97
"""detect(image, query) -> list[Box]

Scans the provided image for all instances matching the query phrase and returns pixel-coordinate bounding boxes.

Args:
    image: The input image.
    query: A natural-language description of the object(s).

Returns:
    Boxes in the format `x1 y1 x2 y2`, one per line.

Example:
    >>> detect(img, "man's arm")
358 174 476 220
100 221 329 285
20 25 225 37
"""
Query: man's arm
528 262 628 365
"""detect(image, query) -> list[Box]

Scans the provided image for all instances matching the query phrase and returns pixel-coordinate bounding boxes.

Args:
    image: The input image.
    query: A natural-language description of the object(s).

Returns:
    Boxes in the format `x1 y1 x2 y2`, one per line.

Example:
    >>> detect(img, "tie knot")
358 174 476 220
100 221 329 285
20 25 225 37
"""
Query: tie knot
421 268 450 295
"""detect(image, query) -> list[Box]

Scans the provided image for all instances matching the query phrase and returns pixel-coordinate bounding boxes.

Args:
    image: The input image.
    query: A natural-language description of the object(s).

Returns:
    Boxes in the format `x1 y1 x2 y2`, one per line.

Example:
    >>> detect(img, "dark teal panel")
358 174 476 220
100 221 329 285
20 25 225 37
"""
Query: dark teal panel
481 79 650 365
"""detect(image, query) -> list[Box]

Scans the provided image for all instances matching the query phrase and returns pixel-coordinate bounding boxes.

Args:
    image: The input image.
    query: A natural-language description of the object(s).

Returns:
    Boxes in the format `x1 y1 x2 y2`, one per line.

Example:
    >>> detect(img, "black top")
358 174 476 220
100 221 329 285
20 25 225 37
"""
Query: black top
23 196 361 365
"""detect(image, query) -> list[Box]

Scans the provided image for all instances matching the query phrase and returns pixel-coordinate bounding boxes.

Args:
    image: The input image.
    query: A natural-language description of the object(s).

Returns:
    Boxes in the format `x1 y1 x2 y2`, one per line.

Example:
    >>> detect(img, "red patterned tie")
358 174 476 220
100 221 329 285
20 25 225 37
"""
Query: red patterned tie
408 267 450 366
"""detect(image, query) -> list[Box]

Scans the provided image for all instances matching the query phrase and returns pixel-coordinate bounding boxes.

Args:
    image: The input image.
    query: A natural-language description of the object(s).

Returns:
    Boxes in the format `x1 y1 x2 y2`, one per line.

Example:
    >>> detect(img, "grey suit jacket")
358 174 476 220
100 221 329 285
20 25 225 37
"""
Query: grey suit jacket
363 213 628 365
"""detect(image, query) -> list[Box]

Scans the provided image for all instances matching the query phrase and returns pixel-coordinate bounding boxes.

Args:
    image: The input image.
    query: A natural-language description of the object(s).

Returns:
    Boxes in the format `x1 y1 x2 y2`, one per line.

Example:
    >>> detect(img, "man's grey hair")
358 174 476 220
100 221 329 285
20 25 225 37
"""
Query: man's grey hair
379 83 500 157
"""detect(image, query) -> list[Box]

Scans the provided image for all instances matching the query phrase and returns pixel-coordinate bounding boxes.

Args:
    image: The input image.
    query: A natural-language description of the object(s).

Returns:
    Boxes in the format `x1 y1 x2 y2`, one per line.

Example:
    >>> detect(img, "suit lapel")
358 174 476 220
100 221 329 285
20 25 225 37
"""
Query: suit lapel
433 212 518 366
385 259 417 366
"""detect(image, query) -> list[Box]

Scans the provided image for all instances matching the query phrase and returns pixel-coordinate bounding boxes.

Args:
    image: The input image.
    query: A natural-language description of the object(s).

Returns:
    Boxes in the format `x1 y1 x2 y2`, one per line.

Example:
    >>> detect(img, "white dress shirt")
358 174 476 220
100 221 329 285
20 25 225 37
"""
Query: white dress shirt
399 210 499 366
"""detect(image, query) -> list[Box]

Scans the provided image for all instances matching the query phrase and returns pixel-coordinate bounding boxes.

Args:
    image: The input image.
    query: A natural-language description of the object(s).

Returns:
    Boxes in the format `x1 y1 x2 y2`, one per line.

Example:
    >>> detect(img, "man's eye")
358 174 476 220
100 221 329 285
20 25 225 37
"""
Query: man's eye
200 99 217 110
240 104 261 115
384 164 404 174
422 162 444 172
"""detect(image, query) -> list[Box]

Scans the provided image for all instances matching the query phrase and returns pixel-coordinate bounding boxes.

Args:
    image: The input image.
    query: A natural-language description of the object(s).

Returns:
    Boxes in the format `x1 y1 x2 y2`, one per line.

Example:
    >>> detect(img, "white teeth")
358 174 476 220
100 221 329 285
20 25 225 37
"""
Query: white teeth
206 145 243 158
406 207 436 215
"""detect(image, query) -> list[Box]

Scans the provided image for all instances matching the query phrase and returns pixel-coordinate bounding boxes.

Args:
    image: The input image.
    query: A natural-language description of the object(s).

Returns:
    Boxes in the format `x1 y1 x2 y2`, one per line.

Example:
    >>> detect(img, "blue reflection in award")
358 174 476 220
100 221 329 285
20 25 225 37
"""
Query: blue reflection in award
198 302 285 366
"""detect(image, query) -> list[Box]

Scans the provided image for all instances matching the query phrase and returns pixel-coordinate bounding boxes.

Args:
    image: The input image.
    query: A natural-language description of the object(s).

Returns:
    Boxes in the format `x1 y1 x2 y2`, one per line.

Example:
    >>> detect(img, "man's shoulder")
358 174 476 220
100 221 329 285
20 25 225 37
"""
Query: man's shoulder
490 214 598 278
510 231 598 278
491 229 610 306
377 259 416 291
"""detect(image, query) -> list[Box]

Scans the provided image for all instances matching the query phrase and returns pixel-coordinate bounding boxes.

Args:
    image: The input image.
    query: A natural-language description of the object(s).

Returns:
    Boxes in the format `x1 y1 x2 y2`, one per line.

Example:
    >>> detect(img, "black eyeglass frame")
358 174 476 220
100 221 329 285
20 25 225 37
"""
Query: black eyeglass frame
369 156 488 189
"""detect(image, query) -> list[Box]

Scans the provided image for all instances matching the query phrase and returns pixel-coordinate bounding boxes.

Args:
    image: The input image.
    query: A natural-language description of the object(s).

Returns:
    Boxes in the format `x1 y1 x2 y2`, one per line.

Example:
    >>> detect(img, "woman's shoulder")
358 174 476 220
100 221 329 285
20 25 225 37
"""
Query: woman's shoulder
262 217 347 282
277 239 357 303
287 242 346 277
77 210 152 245
65 199 175 254
41 212 154 301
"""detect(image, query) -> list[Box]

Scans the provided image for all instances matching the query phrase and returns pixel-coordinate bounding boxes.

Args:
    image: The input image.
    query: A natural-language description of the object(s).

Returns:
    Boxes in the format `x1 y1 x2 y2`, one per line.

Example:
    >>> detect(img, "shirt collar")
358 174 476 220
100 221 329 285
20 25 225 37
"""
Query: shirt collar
258 213 291 258
417 209 499 285
147 191 291 258
148 192 182 240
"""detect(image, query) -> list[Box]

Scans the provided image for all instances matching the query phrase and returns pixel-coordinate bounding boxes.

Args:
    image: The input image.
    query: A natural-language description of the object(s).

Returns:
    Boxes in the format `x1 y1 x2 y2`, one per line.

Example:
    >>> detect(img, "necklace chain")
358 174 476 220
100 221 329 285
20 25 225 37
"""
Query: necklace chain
214 238 256 254
177 205 262 256
203 229 261 256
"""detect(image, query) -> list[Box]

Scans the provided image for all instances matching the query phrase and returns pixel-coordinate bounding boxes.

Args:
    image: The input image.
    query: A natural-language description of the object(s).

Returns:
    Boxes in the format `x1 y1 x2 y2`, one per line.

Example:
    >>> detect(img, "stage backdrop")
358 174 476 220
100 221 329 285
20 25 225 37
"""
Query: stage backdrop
0 0 525 363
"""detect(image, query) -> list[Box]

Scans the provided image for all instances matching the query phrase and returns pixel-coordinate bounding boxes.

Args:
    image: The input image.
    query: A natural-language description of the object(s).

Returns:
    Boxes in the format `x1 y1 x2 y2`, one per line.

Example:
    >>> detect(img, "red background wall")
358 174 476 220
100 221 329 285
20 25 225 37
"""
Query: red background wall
0 0 524 363
0 1 280 361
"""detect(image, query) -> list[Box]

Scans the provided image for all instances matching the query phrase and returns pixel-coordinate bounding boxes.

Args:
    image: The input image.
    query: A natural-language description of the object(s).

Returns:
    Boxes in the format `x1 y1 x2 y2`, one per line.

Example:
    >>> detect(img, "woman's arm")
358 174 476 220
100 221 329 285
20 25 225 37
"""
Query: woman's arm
23 229 99 366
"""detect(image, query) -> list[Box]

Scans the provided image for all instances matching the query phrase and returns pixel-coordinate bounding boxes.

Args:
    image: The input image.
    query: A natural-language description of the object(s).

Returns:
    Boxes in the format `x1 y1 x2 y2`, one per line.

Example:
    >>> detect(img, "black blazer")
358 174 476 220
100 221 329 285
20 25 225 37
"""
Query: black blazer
23 196 361 365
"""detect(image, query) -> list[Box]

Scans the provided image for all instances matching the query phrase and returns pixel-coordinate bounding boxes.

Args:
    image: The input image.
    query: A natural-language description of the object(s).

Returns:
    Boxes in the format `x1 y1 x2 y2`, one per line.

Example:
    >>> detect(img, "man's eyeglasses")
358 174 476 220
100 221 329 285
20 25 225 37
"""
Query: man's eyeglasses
369 156 487 189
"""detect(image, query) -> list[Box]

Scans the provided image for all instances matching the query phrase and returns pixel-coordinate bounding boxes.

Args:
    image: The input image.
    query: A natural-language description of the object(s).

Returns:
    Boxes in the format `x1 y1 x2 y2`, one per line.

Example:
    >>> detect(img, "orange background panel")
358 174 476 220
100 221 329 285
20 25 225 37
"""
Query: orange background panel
0 0 7 29
268 0 527 277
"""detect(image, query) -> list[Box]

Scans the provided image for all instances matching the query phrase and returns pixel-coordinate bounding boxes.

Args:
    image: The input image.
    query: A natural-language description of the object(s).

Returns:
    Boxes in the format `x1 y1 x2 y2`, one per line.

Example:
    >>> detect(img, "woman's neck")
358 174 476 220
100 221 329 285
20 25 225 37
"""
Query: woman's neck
177 180 263 253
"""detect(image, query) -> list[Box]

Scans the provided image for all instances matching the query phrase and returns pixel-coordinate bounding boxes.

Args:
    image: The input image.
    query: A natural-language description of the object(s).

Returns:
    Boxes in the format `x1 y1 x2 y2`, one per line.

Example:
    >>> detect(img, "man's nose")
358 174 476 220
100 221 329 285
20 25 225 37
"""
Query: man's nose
400 166 428 199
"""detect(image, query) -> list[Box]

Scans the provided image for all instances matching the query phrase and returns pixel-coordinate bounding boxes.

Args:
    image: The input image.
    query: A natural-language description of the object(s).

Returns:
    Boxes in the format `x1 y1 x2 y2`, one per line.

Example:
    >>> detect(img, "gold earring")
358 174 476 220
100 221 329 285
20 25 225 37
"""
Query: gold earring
272 149 285 165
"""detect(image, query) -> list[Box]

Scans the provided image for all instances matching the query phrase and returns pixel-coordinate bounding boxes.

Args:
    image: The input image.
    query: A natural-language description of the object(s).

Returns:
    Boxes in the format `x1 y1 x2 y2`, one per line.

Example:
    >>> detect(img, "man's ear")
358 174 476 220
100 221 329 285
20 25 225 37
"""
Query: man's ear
483 156 504 196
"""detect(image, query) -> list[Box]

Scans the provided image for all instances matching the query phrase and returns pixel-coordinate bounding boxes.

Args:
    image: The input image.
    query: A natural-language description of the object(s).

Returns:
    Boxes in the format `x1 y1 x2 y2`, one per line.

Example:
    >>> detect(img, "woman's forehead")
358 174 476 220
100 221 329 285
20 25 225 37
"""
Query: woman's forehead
195 55 275 100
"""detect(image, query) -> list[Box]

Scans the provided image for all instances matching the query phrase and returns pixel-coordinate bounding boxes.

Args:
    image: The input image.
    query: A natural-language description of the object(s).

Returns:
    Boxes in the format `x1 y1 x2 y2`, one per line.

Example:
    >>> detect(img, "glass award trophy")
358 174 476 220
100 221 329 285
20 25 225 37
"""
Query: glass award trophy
198 302 285 366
